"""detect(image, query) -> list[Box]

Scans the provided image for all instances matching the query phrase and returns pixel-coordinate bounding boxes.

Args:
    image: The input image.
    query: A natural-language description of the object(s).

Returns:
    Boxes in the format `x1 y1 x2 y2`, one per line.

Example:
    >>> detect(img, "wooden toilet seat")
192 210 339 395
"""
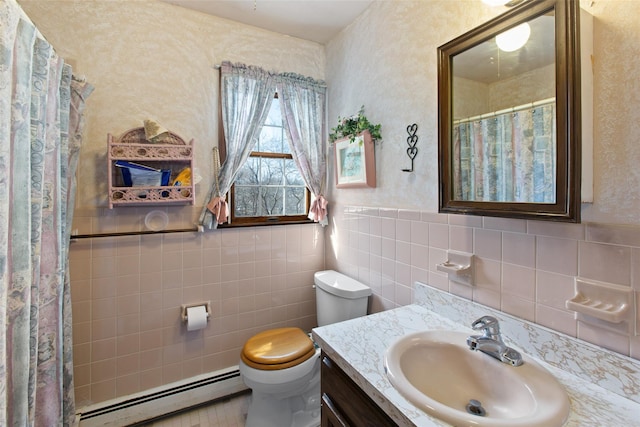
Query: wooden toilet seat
241 327 315 370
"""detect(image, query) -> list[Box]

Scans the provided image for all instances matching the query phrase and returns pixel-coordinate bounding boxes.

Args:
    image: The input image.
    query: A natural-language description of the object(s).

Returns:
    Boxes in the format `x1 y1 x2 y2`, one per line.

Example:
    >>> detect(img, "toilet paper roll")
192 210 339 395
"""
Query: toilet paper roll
186 305 208 331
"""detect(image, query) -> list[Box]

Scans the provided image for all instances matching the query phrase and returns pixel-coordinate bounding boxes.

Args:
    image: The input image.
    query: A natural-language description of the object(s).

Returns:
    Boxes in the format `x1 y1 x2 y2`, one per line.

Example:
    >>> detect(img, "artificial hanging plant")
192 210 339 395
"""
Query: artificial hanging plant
329 106 382 144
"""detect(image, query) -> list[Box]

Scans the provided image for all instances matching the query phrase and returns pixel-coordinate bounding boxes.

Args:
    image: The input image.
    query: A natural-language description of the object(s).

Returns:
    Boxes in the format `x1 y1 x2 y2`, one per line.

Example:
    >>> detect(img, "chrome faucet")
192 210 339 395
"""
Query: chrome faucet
466 316 523 367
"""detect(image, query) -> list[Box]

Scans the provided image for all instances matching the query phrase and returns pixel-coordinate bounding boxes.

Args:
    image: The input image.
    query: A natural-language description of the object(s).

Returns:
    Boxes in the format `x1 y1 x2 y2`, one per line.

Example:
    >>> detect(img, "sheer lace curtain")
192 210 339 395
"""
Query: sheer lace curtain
199 61 277 229
277 73 328 225
1 1 94 425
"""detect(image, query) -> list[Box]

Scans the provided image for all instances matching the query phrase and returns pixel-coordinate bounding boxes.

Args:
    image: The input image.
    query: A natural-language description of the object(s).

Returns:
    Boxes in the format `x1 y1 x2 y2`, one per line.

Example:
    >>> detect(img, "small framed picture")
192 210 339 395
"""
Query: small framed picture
334 131 376 188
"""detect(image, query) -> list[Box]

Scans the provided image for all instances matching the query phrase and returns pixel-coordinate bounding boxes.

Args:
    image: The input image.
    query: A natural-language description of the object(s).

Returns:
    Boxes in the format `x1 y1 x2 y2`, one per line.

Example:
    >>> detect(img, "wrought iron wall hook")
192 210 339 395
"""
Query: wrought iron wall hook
403 123 418 172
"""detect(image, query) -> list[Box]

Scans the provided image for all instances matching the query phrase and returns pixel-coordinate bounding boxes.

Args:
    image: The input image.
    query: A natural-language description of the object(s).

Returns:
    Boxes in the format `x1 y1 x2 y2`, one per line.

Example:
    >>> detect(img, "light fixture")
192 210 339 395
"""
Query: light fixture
496 22 531 52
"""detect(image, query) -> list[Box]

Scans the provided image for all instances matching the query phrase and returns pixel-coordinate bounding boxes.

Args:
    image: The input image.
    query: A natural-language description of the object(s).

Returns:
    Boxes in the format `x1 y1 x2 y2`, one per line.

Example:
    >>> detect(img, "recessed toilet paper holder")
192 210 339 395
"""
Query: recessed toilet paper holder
181 301 211 323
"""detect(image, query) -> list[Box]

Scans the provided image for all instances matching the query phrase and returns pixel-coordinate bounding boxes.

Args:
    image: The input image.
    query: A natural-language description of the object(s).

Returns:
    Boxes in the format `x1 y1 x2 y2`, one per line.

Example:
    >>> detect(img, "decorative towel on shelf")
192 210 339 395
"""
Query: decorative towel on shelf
143 119 170 143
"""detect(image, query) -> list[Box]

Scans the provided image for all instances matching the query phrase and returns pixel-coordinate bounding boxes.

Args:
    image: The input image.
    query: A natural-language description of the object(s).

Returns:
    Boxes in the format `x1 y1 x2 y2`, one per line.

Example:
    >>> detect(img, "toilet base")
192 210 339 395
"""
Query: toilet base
245 376 320 427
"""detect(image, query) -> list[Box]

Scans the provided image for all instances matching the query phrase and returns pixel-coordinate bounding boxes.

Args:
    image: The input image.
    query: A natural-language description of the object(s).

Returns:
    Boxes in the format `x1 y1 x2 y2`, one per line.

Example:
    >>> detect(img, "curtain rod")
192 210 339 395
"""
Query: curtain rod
71 226 204 240
453 97 556 125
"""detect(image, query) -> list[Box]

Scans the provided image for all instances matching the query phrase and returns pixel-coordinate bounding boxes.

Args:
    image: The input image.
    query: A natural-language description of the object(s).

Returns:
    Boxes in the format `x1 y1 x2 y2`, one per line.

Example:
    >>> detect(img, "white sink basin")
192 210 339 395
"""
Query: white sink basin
384 330 570 427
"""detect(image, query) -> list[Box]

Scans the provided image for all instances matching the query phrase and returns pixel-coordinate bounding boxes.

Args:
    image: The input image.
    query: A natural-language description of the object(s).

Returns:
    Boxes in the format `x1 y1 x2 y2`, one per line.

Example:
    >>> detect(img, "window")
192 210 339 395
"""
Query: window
230 96 310 225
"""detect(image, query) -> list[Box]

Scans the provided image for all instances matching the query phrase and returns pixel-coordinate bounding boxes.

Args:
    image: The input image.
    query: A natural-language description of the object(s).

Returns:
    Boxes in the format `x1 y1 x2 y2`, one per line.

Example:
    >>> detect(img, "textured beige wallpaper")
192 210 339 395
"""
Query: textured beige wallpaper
327 0 640 226
19 0 325 210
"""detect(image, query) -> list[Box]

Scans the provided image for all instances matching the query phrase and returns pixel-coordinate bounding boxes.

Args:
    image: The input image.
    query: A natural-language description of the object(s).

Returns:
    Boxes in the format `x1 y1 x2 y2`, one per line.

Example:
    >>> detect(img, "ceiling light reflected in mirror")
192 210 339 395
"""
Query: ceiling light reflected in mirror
496 22 531 51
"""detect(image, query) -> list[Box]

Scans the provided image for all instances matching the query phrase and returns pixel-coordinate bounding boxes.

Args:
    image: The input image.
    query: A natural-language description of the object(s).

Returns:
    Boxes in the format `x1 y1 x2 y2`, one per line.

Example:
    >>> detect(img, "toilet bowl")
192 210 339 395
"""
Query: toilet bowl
239 270 371 427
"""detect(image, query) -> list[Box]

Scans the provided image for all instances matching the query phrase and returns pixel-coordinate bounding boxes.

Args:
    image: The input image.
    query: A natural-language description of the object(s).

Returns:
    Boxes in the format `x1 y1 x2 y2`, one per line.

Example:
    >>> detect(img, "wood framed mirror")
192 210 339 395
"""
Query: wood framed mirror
438 0 582 222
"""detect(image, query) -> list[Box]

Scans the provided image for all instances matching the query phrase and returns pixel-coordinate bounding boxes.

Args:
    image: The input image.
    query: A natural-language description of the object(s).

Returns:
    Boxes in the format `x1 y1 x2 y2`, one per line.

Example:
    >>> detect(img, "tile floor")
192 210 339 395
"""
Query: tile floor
142 393 249 427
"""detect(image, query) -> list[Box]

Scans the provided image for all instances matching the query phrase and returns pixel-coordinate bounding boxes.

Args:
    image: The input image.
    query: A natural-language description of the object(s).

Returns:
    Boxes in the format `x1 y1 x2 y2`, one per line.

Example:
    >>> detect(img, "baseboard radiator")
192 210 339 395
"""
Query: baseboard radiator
77 366 248 427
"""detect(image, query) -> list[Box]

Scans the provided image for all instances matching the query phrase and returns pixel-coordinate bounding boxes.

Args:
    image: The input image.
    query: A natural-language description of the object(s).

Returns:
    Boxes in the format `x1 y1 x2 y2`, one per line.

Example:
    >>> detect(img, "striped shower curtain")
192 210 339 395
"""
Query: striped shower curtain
1 0 93 425
453 103 556 203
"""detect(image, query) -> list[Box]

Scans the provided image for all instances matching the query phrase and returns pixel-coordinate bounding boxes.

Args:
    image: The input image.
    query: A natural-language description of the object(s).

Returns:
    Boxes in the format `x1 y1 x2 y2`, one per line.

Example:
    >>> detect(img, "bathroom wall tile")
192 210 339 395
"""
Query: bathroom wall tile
91 277 116 300
536 271 575 311
429 223 449 249
395 262 411 287
426 271 449 292
411 266 430 286
161 250 183 271
379 208 398 218
579 241 631 286
471 286 500 310
395 283 412 306
421 212 447 223
220 229 239 247
410 244 429 270
162 269 183 289
398 209 420 221
632 248 640 291
449 281 473 300
502 232 536 268
381 237 396 260
115 272 140 296
139 329 163 351
70 258 91 281
380 217 396 239
501 294 535 322
535 305 577 337
91 318 116 341
116 334 140 357
117 314 140 336
449 225 473 253
139 272 162 293
74 364 91 388
410 220 429 246
92 256 116 279
183 250 203 269
396 241 411 265
139 368 163 391
474 228 502 261
502 264 535 301
448 215 482 228
474 258 501 291
357 214 370 234
536 236 578 276
483 217 527 233
577 322 630 356
91 379 116 403
73 301 91 324
73 322 91 345
183 285 203 303
116 353 140 377
116 236 141 256
370 216 382 237
429 247 447 272
163 363 183 384
527 220 585 240
92 238 117 258
92 297 116 320
91 338 116 362
74 343 91 366
396 219 411 243
162 234 184 253
586 222 640 247
116 373 140 397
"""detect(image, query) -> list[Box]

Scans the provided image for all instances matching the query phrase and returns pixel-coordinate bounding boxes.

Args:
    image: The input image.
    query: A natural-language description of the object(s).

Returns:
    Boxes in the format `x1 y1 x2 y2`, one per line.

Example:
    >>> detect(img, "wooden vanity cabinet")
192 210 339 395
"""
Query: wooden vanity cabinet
321 352 397 427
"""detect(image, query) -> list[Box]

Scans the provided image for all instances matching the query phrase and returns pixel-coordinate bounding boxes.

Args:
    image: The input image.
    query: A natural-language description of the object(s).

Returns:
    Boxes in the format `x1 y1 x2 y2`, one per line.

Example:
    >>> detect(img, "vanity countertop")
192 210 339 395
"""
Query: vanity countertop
312 283 640 427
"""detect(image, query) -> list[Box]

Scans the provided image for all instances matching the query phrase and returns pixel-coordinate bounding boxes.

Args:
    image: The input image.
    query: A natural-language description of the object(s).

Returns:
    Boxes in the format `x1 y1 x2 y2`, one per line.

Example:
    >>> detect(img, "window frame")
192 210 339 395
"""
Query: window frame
227 94 311 227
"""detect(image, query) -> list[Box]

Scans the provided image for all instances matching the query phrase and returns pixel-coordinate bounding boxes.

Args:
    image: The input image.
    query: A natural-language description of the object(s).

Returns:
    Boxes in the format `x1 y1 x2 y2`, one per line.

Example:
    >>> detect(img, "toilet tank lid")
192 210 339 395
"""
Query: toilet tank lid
314 270 372 299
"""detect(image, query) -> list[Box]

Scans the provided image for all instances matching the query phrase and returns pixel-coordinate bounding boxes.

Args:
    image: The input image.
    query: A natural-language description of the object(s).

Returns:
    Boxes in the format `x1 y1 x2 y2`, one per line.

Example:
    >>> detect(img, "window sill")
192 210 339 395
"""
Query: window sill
217 219 315 228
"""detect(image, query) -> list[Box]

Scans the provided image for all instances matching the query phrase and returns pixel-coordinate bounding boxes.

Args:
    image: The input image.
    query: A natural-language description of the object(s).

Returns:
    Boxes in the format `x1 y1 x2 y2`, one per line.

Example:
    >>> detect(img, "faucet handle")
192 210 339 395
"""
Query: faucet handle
471 315 501 336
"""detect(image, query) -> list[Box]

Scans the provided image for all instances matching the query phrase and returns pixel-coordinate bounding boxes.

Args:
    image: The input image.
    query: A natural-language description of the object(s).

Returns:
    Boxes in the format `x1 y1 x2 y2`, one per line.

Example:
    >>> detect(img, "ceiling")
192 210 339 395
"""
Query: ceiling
160 0 374 44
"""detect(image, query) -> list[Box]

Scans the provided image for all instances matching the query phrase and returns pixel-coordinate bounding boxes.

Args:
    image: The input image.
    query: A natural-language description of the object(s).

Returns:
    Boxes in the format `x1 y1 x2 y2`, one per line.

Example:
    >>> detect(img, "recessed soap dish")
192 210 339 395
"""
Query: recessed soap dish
566 278 633 324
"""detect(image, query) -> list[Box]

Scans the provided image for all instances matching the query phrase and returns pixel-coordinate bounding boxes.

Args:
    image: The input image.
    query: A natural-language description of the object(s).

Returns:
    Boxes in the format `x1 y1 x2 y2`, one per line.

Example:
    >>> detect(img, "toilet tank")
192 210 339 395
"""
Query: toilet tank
314 270 372 327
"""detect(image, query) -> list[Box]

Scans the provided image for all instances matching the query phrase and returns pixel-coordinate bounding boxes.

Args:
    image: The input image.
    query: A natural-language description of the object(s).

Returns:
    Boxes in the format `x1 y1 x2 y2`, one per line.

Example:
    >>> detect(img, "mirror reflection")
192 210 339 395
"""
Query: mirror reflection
451 12 556 203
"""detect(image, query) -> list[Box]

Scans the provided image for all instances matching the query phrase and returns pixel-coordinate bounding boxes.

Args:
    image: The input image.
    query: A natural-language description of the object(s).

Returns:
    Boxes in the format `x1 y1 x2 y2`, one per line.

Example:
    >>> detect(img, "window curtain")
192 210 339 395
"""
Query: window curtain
1 1 94 425
277 73 329 225
199 61 277 229
453 103 556 202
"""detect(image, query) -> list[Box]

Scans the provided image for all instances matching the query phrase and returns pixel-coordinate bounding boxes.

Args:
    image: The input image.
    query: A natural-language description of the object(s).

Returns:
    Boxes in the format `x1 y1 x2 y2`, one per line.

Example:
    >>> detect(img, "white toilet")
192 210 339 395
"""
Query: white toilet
239 270 371 427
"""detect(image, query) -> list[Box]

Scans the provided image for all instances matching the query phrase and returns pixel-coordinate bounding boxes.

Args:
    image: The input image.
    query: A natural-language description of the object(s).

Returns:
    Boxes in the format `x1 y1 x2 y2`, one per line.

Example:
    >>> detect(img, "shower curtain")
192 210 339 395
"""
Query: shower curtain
1 0 93 425
453 102 556 203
